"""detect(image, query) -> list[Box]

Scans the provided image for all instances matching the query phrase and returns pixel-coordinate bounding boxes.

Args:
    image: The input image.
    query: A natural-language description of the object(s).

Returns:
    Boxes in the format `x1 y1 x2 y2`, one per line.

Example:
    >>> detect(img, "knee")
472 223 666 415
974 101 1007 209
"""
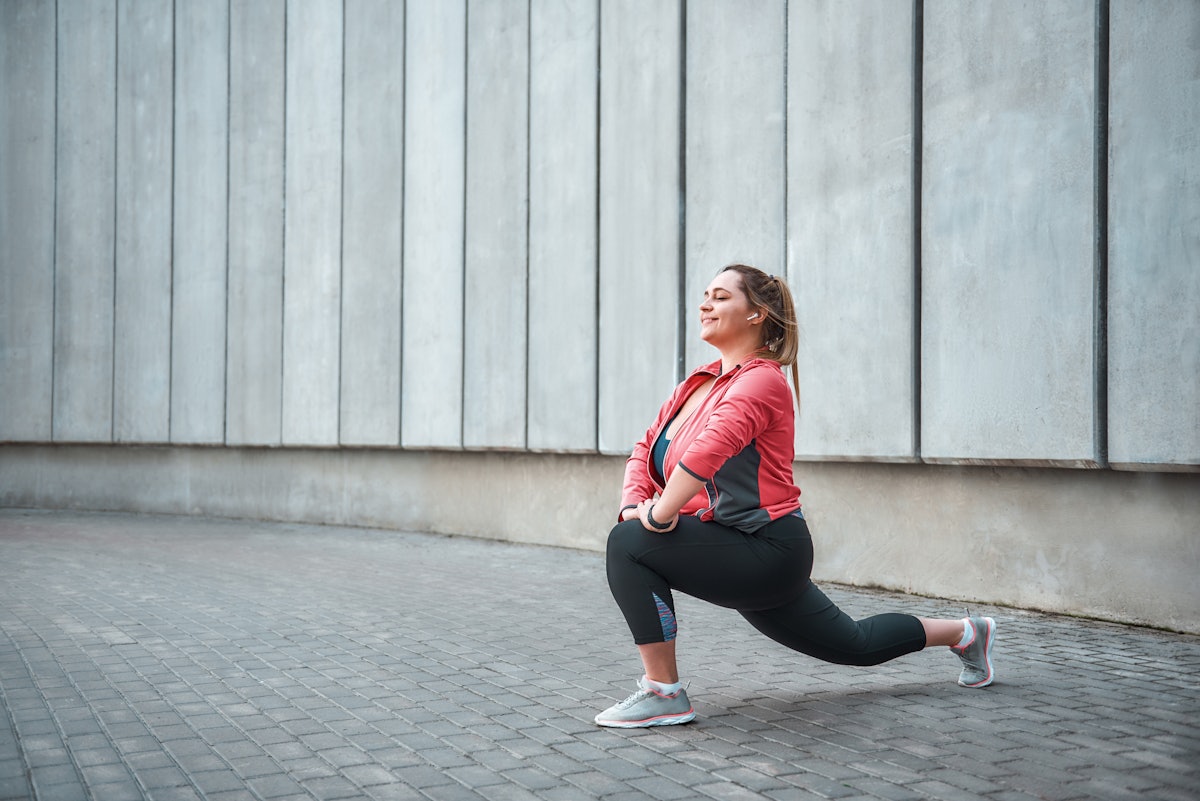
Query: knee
606 518 647 561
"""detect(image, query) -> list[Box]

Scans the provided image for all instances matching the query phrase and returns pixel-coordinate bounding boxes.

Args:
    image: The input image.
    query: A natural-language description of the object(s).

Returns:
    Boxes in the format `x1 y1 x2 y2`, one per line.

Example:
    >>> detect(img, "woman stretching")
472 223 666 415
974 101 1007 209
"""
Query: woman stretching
595 264 996 728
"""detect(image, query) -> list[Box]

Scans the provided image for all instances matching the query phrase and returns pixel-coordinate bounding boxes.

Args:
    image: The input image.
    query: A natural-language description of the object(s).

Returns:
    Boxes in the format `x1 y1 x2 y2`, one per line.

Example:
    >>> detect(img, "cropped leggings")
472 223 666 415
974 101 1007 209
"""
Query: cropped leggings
605 513 926 666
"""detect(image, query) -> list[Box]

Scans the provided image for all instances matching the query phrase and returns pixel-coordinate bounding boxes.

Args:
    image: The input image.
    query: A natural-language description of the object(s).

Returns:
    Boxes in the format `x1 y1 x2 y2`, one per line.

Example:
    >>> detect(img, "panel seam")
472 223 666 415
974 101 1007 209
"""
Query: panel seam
1094 0 1110 468
524 0 532 450
676 0 687 384
593 0 602 452
50 0 60 442
912 0 924 462
459 0 469 449
337 0 347 445
222 0 232 446
397 0 407 446
168 0 177 443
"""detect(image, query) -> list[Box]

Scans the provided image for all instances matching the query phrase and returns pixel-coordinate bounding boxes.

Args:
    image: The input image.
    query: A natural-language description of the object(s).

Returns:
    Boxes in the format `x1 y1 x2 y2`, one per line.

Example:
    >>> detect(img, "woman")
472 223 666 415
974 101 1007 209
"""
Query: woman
595 264 996 728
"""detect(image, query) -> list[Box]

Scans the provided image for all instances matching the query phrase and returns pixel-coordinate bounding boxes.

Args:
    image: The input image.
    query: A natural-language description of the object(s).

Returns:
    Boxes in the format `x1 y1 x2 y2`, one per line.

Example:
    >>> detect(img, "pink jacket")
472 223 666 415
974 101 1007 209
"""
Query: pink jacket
620 357 802 532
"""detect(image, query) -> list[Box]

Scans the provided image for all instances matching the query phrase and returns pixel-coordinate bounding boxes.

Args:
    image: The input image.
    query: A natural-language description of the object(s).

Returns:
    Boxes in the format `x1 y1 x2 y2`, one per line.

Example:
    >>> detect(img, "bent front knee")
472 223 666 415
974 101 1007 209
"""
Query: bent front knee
605 518 652 560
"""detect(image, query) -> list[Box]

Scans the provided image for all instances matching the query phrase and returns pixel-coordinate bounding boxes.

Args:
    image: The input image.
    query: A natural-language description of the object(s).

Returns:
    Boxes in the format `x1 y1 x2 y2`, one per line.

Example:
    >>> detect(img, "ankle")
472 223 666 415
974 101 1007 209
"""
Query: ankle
954 618 975 649
644 675 683 695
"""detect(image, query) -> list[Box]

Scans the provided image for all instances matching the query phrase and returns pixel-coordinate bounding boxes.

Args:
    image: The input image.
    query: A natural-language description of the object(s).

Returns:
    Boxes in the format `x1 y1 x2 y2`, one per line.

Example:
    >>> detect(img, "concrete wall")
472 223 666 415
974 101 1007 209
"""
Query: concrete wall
1107 0 1200 469
1 1 1197 628
225 0 285 447
789 0 917 460
922 0 1099 466
597 0 680 453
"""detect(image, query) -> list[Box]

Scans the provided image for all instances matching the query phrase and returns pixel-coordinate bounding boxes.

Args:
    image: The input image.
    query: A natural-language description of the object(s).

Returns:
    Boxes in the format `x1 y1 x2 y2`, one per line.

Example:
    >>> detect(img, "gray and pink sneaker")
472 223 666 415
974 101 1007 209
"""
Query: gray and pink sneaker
953 616 997 688
594 677 696 728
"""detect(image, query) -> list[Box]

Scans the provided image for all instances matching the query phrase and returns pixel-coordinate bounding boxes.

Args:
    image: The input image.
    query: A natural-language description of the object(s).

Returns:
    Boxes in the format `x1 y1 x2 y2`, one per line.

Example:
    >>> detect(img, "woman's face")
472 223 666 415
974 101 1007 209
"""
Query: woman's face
699 272 760 347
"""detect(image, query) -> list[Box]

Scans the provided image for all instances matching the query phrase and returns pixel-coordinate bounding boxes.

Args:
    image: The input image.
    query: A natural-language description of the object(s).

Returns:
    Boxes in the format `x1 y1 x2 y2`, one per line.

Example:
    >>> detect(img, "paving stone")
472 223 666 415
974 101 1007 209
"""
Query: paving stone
474 783 544 801
186 768 246 795
123 748 176 772
136 763 191 790
391 762 456 790
245 772 307 799
34 781 92 801
86 779 147 801
360 783 427 801
693 779 776 800
538 785 610 801
301 773 363 801
278 756 338 783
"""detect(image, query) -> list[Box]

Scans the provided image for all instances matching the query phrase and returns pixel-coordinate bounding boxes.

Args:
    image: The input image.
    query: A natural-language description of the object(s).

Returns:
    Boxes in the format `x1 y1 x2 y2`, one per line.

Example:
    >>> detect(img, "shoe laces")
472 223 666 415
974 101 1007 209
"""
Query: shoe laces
615 687 655 709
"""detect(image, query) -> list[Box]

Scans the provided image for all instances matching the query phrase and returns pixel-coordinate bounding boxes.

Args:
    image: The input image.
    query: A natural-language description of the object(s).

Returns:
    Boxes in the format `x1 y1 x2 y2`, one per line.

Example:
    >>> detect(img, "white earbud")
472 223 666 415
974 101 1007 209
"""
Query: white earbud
747 313 760 320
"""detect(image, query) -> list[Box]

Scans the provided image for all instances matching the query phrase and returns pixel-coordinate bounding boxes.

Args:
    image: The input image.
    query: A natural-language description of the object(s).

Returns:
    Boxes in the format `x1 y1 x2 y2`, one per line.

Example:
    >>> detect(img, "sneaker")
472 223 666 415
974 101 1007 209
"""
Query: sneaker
594 678 696 728
952 616 996 688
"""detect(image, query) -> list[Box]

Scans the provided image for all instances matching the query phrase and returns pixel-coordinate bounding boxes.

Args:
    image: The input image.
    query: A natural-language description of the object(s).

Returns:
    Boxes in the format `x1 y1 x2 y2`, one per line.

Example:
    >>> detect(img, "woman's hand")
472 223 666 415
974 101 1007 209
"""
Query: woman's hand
637 499 678 533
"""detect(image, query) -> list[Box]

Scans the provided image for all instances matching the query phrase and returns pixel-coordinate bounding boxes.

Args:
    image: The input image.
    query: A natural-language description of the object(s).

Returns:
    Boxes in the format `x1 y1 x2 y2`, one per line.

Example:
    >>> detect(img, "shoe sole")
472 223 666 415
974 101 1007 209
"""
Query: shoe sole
958 616 996 688
595 710 696 728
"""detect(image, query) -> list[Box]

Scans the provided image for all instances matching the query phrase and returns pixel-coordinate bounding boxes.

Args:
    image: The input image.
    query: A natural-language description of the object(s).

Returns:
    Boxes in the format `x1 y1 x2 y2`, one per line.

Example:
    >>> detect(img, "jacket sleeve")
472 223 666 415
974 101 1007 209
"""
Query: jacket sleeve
618 386 683 518
677 364 788 481
619 447 654 520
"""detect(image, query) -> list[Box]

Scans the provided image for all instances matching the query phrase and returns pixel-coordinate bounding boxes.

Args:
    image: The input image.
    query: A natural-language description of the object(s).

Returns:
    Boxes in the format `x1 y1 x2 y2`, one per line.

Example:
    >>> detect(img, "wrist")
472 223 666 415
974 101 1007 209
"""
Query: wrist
646 504 676 531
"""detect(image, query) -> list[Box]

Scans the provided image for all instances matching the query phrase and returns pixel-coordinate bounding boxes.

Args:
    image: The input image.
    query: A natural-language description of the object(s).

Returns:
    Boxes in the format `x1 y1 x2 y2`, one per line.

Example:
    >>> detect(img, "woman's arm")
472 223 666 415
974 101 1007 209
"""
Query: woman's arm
635 468 704 533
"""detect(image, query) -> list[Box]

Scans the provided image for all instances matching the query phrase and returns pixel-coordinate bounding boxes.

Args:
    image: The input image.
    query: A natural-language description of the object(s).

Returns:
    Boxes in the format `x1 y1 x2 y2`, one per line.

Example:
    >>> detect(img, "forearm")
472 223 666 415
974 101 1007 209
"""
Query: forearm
652 470 705 520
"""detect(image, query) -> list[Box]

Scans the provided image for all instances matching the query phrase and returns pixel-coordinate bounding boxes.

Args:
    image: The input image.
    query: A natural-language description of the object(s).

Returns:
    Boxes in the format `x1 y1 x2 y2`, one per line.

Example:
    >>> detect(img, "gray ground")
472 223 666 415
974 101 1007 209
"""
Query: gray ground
1 510 1196 801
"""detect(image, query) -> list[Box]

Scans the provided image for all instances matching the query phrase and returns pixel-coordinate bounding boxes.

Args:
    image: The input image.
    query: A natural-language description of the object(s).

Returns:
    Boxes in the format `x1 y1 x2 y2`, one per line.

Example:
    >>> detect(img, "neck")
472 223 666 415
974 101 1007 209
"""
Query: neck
719 344 765 374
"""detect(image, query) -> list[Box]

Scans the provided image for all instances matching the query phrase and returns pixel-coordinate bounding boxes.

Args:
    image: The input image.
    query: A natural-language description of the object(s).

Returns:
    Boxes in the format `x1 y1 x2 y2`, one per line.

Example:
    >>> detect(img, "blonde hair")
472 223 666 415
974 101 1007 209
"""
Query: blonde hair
721 264 801 411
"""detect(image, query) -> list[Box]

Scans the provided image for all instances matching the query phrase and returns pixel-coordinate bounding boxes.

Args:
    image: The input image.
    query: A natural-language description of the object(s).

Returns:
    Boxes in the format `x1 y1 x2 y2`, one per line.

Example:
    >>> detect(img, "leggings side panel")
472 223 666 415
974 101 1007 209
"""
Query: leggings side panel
605 520 679 644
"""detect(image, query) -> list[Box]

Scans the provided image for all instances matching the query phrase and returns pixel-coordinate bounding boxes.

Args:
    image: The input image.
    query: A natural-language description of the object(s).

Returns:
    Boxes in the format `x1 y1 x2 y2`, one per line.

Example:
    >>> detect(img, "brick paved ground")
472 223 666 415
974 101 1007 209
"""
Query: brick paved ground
1 509 1196 801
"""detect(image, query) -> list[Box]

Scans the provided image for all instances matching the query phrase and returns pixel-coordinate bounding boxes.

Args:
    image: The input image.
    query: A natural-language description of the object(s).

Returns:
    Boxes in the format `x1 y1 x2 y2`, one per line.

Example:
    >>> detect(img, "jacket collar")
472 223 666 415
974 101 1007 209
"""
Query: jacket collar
689 355 770 380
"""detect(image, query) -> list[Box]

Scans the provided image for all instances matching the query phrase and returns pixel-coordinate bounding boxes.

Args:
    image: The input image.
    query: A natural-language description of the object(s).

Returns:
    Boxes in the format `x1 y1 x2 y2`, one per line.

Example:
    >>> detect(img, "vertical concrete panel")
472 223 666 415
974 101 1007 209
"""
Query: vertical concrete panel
172 0 229 444
597 0 680 454
401 0 465 449
227 0 284 445
0 1 55 441
54 0 117 443
684 0 786 370
113 0 174 443
282 0 343 446
922 1 1097 464
463 0 528 449
528 0 598 451
341 0 403 446
788 0 916 461
1108 0 1200 469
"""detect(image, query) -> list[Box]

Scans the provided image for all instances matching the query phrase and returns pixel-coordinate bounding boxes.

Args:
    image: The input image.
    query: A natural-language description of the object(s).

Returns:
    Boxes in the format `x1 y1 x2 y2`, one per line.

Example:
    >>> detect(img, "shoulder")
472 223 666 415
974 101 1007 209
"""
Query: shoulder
723 360 793 411
732 359 787 390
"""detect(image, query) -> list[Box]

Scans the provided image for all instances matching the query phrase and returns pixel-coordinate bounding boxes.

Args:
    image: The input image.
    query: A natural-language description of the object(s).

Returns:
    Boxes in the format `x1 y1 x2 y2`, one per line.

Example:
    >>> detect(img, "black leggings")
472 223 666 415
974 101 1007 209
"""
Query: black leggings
605 514 927 666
